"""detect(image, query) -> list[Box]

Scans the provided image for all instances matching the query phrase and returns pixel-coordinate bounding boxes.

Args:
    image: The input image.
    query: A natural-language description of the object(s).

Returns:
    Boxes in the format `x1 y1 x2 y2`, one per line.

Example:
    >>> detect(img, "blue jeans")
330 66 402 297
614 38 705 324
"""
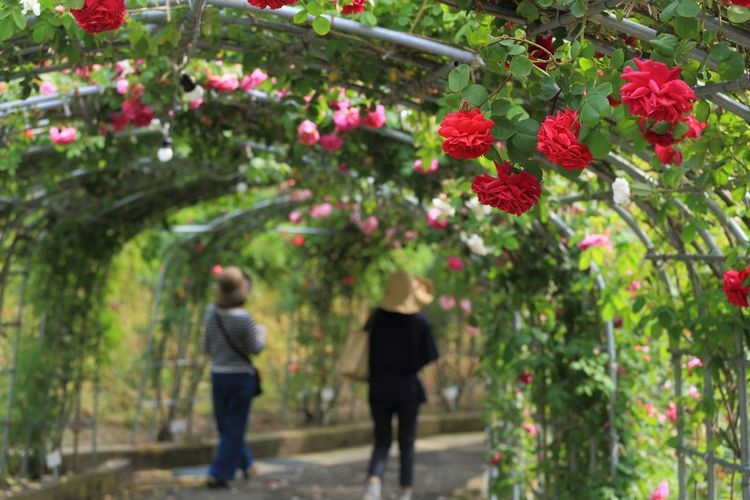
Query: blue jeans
209 372 257 481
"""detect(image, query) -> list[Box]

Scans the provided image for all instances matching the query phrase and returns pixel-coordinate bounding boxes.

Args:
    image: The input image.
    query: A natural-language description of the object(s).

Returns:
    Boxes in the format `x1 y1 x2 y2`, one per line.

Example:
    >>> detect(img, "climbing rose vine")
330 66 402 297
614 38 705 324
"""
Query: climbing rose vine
71 0 126 34
536 109 592 170
438 109 495 160
471 162 541 216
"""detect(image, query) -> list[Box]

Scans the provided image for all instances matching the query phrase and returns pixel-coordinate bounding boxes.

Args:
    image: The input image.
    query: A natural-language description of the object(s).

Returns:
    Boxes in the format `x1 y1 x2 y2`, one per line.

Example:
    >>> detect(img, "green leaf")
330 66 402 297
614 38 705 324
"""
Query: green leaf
718 51 745 81
312 16 331 36
694 100 710 122
462 84 488 107
582 130 610 159
517 1 539 21
676 0 699 18
0 17 16 42
649 34 679 57
728 6 750 23
448 64 471 93
307 3 324 16
12 10 26 30
510 118 540 152
468 27 490 48
610 48 624 68
491 99 511 118
672 120 689 140
509 55 532 78
293 10 308 24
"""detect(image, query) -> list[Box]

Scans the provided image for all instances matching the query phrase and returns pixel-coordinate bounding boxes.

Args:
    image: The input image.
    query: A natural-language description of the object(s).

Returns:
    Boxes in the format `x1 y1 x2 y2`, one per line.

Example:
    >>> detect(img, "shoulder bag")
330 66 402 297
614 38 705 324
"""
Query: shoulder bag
214 312 263 397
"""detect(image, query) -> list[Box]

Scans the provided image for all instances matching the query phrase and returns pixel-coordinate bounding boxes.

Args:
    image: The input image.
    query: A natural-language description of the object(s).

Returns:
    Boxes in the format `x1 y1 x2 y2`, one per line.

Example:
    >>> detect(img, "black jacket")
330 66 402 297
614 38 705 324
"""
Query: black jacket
366 308 439 405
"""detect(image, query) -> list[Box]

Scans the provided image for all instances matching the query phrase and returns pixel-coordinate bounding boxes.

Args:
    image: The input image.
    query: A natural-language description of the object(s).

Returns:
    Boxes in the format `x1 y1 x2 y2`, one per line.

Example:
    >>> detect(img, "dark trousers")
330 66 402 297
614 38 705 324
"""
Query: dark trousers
209 372 257 481
366 402 420 488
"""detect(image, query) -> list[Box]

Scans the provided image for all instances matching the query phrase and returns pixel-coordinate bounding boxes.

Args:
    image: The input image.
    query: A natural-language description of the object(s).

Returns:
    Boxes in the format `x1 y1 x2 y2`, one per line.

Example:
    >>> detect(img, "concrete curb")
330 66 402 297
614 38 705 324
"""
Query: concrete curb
10 459 132 500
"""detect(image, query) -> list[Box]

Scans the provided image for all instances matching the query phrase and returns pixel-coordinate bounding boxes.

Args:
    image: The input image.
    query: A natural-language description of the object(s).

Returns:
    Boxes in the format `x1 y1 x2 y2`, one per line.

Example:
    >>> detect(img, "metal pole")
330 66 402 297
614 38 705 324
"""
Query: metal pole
735 332 750 499
0 267 27 479
207 0 482 65
704 355 716 499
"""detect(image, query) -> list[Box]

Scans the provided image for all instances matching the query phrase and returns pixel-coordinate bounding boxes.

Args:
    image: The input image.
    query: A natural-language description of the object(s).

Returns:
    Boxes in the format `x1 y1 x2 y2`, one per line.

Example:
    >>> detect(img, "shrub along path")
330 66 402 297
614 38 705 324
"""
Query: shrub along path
128 432 486 499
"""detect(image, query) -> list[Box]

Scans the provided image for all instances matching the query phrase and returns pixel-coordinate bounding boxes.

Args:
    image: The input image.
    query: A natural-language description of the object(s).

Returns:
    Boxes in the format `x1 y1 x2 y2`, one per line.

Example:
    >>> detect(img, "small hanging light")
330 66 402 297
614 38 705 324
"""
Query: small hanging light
157 138 173 162
180 73 204 102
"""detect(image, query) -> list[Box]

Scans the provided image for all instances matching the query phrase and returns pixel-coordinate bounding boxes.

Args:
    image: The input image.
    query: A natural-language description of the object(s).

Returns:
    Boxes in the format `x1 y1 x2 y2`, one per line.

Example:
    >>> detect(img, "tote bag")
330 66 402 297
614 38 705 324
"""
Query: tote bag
337 330 369 382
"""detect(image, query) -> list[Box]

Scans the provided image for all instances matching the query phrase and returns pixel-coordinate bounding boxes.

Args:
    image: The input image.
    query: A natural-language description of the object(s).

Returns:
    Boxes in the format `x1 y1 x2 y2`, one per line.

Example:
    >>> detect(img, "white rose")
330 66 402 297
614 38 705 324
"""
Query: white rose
431 198 456 217
612 178 630 205
465 196 492 219
20 0 40 16
461 232 491 256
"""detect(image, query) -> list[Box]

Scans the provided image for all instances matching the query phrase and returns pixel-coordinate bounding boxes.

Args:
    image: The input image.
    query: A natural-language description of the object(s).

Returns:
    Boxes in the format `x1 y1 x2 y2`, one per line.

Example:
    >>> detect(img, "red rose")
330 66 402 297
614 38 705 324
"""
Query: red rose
620 58 696 123
529 34 555 70
341 0 366 14
685 115 707 138
438 109 495 160
132 105 154 127
724 0 750 6
654 145 682 166
248 0 297 8
320 134 344 152
640 119 680 147
471 161 541 216
537 108 593 170
71 0 126 34
723 266 750 307
110 112 129 131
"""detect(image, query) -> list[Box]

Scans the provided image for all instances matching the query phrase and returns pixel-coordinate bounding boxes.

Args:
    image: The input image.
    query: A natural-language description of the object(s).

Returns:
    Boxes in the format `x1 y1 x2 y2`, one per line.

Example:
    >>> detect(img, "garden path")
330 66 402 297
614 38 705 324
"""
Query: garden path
128 432 486 499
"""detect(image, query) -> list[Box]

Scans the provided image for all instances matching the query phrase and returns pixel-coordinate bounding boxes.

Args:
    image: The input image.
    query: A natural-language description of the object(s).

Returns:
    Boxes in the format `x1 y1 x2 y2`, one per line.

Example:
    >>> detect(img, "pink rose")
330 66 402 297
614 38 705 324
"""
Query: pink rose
212 265 224 275
649 481 669 500
288 210 303 223
687 356 702 370
310 203 334 219
459 298 472 314
438 295 456 310
578 234 613 252
290 188 313 201
359 216 378 235
189 98 203 110
240 68 268 91
447 256 464 271
50 126 77 145
522 423 537 437
40 82 58 95
404 230 417 241
333 106 361 131
414 159 439 175
115 78 129 95
362 104 386 128
320 133 344 152
297 120 320 146
426 208 449 230
206 73 239 93
665 402 677 423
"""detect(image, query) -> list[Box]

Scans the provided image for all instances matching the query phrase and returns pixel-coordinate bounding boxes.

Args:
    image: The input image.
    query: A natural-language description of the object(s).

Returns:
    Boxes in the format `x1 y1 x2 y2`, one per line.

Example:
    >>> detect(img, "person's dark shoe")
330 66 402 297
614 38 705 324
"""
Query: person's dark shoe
206 477 229 489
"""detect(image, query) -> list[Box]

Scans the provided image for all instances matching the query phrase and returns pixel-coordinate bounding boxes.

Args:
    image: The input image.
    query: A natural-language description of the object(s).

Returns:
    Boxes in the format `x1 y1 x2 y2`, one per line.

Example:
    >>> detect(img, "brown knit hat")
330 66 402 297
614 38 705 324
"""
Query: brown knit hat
379 270 434 314
215 266 250 308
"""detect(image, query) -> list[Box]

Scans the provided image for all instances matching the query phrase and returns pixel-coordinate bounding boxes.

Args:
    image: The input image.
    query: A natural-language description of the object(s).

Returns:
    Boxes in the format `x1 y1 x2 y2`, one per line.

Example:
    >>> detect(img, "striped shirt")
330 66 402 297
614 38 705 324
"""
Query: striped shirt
203 305 265 373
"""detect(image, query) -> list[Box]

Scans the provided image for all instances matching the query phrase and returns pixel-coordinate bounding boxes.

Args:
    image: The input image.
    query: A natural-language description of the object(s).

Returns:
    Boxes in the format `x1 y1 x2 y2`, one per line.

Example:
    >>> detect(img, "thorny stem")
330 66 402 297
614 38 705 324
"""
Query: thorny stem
409 0 429 33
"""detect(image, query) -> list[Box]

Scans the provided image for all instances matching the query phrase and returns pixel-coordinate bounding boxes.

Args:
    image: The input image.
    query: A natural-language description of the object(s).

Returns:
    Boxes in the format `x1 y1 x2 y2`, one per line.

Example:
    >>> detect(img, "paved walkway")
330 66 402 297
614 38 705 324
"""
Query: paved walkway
129 432 486 499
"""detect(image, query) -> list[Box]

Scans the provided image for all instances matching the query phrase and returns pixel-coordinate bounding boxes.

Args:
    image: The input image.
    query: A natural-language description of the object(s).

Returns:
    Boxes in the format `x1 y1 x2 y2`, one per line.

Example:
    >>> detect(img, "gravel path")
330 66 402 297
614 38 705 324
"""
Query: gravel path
127 432 486 500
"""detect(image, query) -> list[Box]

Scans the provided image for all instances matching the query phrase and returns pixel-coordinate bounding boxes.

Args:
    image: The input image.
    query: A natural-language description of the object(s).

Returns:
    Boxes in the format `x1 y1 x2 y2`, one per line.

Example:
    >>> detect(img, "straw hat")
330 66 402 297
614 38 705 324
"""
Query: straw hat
215 266 250 308
379 270 434 314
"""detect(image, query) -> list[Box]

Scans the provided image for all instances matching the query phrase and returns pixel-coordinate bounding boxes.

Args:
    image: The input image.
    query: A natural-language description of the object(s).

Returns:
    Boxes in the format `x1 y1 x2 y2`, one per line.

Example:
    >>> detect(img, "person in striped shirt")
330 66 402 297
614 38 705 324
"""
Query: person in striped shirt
203 266 266 489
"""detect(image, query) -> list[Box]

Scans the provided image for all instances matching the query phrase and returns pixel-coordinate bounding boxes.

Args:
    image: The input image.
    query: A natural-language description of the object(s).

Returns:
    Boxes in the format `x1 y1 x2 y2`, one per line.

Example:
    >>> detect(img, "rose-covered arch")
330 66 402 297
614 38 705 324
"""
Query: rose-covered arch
1 0 750 496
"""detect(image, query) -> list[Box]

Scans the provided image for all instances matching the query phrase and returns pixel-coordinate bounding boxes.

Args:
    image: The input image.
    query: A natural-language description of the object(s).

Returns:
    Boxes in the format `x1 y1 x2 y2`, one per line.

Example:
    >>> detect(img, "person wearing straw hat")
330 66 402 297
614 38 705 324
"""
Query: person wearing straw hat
362 270 440 500
203 266 266 489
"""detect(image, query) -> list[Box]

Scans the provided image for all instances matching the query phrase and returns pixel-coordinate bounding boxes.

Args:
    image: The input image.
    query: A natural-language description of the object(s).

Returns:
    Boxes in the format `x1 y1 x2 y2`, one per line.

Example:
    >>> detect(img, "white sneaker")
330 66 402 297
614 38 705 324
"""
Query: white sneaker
362 482 381 500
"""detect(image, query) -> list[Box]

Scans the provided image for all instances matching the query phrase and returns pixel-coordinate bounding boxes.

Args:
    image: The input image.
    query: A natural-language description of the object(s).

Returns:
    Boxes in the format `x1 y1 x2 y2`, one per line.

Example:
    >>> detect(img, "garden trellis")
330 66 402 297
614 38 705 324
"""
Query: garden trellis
1 0 750 497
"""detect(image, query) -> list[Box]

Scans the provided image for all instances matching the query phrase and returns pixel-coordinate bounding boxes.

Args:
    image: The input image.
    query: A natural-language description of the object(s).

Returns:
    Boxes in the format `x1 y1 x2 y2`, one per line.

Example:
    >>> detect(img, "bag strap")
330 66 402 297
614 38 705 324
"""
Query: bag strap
214 312 254 371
